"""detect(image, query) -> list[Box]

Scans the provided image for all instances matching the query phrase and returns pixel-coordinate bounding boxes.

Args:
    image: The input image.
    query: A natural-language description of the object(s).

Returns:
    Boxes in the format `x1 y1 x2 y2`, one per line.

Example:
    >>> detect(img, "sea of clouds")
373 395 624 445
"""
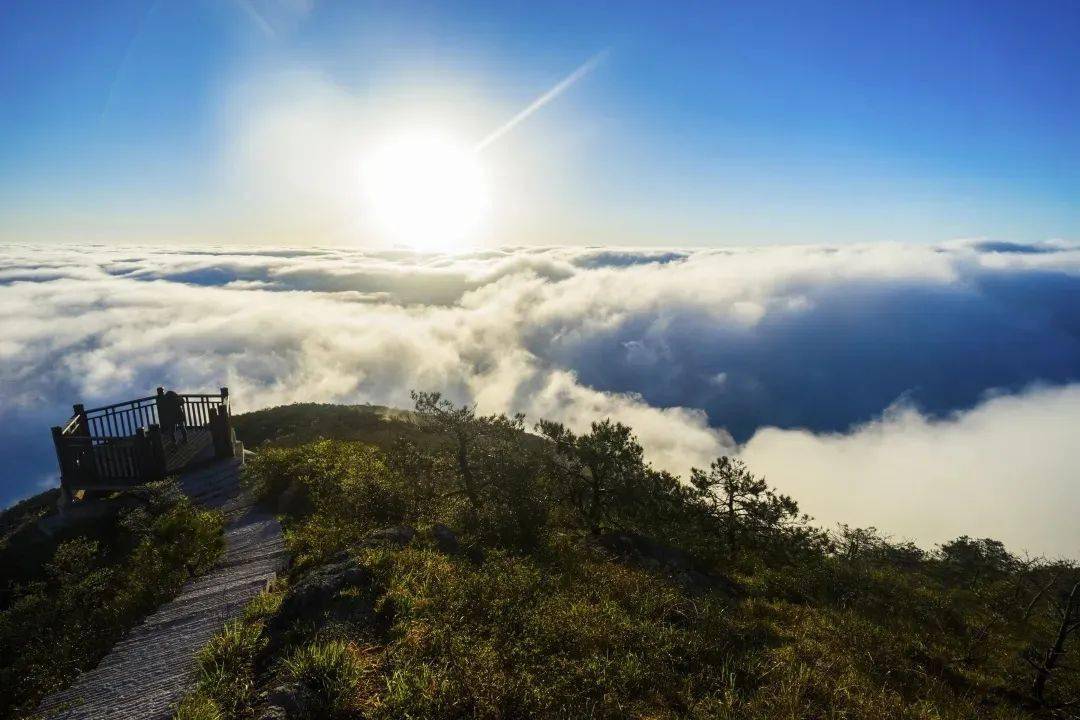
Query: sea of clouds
2 240 1078 556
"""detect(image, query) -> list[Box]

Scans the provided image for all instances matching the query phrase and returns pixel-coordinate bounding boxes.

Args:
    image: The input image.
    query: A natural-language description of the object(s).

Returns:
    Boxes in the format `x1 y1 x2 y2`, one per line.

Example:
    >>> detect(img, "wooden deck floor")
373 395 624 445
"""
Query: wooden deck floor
164 427 214 473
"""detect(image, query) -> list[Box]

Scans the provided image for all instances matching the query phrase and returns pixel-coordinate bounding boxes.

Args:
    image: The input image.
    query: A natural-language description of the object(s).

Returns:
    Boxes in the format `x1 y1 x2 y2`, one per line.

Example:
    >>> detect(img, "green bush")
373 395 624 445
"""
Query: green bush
246 440 425 571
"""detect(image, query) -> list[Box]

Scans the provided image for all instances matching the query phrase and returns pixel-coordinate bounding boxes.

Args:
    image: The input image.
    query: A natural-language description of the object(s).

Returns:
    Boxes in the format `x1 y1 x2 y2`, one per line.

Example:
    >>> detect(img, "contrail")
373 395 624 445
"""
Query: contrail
236 0 275 37
474 49 609 152
100 0 161 122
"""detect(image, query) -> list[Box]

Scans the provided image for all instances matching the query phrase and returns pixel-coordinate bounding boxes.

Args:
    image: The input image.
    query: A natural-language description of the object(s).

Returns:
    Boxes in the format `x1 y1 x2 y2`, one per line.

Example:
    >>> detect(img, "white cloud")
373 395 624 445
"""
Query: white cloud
742 385 1080 558
1 239 1078 557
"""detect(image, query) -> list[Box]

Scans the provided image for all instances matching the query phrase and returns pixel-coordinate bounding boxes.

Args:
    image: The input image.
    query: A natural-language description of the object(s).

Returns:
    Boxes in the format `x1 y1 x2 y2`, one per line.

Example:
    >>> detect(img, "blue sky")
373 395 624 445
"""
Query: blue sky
1 0 1078 246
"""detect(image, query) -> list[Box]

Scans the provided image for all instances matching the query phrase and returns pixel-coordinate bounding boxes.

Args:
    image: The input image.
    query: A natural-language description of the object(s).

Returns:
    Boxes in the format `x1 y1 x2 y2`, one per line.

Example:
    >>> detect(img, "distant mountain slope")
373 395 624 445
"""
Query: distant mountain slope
233 402 433 450
233 401 546 454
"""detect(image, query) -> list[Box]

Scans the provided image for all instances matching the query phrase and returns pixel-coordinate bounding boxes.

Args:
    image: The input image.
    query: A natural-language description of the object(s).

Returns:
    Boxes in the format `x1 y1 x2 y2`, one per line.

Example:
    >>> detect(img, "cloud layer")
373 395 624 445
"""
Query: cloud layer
2 241 1078 556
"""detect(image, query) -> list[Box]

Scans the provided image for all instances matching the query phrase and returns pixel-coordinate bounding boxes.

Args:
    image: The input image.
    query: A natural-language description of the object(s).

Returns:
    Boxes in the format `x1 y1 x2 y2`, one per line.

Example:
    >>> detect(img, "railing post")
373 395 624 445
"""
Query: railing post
145 424 167 481
72 403 89 436
52 427 73 510
210 405 235 459
135 428 150 483
52 425 70 484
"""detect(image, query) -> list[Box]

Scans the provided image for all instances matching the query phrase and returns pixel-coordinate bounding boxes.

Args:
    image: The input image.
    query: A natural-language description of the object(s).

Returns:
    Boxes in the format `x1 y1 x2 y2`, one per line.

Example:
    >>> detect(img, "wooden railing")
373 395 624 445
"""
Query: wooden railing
52 387 234 498
175 392 231 430
56 434 149 487
77 395 160 438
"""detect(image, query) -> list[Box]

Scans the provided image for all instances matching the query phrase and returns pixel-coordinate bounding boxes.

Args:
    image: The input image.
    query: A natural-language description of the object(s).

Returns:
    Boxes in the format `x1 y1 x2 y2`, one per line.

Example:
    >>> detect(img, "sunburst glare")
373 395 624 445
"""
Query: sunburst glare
360 131 489 251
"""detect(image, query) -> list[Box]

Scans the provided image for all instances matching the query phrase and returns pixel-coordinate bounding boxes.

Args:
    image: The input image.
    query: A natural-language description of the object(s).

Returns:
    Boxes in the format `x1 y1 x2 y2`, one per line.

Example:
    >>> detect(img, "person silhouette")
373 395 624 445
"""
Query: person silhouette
159 390 188 445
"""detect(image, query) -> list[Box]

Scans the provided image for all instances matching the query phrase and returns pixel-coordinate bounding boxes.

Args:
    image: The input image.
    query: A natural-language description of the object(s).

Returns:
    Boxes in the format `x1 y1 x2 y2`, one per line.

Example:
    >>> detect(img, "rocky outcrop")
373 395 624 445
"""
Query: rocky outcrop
261 684 302 718
275 480 311 517
428 523 460 554
586 530 742 596
366 524 416 546
263 550 372 653
261 523 421 658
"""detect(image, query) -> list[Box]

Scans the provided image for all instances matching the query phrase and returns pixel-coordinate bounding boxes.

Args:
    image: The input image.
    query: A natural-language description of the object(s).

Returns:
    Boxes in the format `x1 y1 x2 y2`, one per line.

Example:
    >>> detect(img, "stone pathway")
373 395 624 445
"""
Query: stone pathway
37 456 288 720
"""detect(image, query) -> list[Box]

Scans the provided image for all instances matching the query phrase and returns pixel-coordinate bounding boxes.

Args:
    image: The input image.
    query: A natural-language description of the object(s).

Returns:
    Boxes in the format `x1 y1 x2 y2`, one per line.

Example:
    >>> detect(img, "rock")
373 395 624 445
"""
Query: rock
587 530 742 597
256 704 289 720
367 525 416 546
593 531 692 571
429 523 460 554
265 683 303 715
641 557 663 573
674 568 742 596
276 480 310 517
38 495 131 536
264 552 370 650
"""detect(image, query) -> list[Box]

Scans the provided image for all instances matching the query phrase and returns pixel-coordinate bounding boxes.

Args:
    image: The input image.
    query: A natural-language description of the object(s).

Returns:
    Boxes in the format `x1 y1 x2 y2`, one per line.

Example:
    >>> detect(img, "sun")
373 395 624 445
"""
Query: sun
360 131 489 251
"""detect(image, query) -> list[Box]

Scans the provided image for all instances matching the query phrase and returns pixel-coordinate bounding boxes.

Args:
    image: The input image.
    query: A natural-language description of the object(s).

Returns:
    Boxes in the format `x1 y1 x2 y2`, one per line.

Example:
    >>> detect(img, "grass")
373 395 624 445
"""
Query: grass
174 587 282 720
180 539 1063 719
281 640 377 718
194 620 266 715
365 544 734 718
173 694 224 720
351 544 1043 720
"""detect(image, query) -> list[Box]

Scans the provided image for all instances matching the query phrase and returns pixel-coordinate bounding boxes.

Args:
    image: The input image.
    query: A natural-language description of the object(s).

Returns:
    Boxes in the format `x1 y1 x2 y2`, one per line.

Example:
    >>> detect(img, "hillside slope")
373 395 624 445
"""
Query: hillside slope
174 398 1080 720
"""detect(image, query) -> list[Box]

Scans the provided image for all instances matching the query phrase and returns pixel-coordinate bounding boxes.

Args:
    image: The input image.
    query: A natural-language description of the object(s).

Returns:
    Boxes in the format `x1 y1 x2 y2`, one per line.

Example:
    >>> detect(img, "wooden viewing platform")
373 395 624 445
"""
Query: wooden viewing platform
36 387 287 719
52 387 237 504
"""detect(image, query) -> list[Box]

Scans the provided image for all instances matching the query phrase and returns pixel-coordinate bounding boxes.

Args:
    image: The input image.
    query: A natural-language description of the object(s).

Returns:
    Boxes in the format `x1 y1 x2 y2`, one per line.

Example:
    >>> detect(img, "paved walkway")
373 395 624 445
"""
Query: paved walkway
37 456 287 720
